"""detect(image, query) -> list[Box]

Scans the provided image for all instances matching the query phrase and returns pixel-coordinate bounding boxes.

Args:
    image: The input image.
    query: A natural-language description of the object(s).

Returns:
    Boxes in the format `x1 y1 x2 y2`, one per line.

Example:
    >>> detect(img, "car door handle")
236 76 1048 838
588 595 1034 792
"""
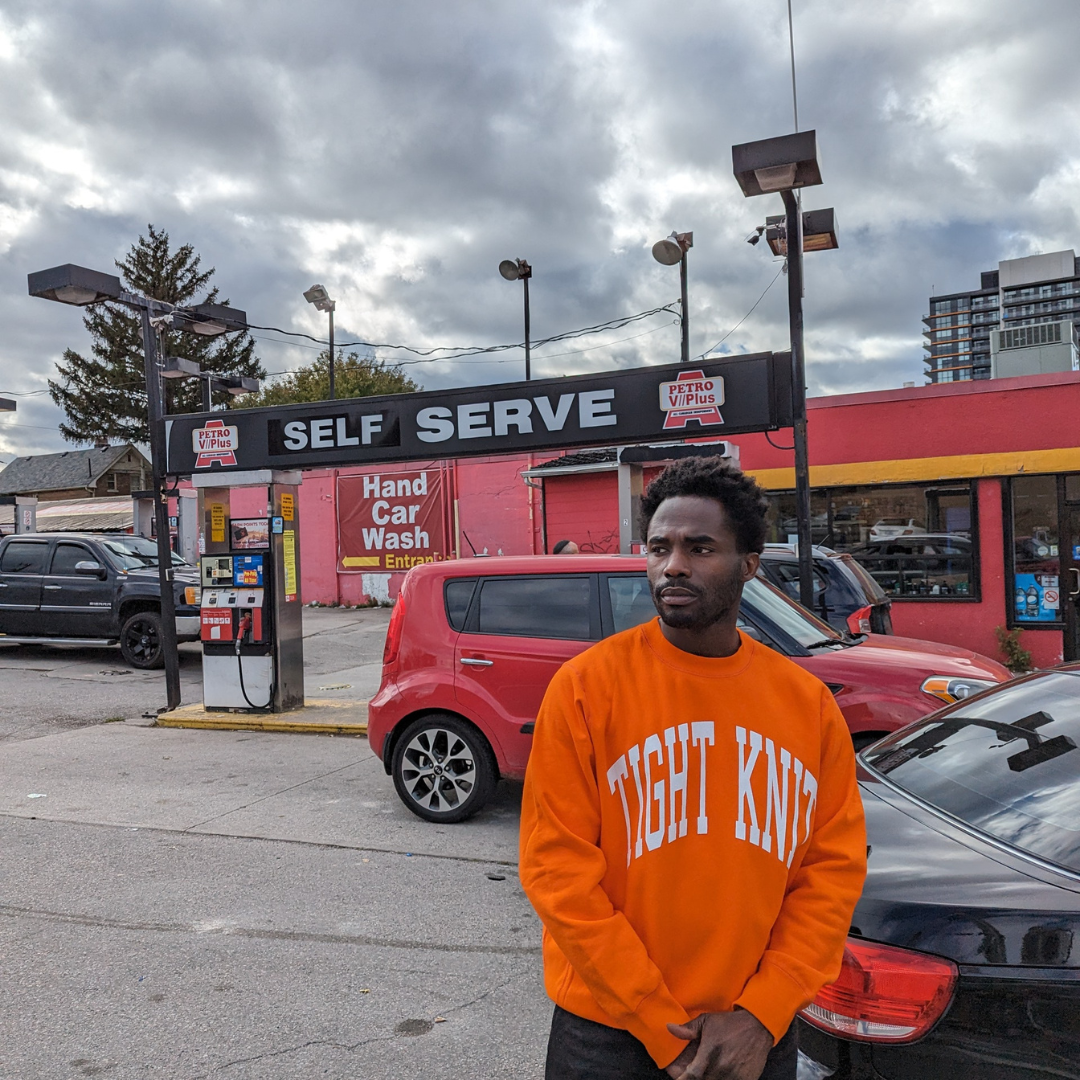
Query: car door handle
460 657 494 667
43 584 62 590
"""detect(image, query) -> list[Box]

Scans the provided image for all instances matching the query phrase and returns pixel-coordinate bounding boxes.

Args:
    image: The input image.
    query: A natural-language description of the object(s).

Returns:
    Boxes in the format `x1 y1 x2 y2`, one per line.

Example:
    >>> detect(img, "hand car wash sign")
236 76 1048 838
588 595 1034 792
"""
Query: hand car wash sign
163 352 791 474
337 469 450 572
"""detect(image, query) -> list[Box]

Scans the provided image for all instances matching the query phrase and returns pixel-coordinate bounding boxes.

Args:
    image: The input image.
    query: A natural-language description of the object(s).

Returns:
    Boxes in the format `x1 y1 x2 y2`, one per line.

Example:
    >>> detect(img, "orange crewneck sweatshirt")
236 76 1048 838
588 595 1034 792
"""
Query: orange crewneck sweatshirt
519 619 866 1068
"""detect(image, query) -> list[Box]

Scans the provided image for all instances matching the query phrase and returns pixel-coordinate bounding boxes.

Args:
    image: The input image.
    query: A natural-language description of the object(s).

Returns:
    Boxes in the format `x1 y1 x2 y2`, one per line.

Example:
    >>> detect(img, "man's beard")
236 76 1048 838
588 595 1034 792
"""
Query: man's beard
650 567 745 632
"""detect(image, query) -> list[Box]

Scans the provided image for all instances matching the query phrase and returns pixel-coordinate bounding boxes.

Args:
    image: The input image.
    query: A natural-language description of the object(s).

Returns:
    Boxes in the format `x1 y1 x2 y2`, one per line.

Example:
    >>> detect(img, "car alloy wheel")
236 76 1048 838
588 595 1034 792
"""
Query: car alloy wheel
120 611 164 669
392 714 497 823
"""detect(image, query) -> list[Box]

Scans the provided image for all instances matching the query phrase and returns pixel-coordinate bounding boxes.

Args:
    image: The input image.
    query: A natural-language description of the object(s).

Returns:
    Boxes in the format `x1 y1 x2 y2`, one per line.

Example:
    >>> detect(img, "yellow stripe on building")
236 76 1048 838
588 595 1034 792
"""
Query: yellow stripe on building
747 447 1080 490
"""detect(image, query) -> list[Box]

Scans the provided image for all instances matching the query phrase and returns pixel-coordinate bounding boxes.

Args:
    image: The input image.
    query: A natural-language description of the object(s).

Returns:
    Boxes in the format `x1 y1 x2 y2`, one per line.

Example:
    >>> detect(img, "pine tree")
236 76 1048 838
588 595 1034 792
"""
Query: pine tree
243 350 418 407
48 225 266 444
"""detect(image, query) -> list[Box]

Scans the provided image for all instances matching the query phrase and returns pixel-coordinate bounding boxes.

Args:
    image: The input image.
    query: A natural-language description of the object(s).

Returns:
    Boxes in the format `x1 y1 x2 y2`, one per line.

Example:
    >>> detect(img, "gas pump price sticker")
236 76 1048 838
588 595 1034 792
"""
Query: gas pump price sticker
210 503 226 544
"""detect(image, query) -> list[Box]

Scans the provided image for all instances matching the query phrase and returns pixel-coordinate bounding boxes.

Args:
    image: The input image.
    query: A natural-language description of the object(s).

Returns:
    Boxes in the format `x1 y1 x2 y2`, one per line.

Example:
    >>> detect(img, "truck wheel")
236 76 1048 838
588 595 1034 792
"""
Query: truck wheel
391 714 497 823
120 610 165 669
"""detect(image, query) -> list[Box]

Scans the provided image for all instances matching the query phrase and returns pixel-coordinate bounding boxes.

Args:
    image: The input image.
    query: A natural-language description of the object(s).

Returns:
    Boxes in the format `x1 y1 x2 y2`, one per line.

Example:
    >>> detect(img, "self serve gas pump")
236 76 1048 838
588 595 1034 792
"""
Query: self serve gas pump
193 473 305 712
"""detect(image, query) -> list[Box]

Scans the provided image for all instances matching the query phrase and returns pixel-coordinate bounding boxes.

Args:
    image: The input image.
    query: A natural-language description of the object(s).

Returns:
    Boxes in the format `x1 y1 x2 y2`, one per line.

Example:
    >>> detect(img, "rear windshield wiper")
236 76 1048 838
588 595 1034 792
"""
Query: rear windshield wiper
804 638 847 650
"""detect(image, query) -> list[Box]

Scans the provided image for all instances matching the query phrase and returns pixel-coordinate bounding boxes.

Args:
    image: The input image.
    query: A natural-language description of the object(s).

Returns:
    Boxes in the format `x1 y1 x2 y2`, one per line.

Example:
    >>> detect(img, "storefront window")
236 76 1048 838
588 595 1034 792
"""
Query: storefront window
764 482 977 600
1010 476 1061 625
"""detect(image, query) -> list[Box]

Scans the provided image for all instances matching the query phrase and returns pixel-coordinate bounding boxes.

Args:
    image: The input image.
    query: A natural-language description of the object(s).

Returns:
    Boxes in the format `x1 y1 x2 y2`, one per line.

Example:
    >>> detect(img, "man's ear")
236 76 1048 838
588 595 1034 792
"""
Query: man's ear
742 551 761 582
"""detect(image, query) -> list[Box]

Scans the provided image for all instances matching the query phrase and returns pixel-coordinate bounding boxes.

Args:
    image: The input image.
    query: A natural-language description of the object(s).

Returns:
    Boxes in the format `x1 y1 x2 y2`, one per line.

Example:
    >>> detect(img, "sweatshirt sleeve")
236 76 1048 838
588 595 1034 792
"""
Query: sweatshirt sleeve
733 685 867 1042
519 662 692 1068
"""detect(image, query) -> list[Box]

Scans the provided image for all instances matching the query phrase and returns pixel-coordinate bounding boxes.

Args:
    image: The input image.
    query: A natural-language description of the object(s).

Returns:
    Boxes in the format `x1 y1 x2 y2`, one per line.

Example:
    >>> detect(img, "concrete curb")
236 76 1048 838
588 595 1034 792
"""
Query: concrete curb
154 698 369 736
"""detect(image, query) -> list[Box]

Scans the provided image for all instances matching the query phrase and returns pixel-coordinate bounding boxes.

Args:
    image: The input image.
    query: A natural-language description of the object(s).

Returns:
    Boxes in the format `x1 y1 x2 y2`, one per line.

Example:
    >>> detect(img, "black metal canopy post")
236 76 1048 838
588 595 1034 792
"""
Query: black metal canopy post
140 306 182 711
781 187 814 612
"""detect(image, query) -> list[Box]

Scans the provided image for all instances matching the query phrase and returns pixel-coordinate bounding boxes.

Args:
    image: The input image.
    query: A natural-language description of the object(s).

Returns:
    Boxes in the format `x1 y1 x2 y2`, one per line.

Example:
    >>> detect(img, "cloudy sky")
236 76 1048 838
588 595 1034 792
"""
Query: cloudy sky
2 0 1079 460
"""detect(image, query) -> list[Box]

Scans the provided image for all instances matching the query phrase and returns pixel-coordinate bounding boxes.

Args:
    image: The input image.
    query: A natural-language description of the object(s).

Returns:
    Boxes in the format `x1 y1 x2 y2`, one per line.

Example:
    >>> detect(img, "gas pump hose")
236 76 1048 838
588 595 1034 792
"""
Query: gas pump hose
235 612 273 711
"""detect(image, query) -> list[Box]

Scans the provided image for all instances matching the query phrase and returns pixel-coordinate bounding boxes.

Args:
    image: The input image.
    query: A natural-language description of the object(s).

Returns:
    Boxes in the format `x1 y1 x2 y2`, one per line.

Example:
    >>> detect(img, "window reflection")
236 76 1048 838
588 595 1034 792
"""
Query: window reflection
764 483 975 599
1011 476 1060 624
863 673 1080 873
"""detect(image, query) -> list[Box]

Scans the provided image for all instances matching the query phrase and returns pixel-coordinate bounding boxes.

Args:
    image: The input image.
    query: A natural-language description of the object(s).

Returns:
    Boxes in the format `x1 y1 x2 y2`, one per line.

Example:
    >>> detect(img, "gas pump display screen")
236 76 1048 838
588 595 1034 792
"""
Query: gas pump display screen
201 556 234 588
233 554 264 587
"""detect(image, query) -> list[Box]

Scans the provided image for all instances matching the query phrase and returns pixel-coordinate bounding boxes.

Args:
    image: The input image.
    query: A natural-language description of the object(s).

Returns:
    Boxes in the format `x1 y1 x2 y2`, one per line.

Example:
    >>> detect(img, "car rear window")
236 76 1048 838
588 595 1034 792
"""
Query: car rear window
839 554 889 604
862 671 1080 875
476 575 592 640
444 578 476 631
0 541 48 574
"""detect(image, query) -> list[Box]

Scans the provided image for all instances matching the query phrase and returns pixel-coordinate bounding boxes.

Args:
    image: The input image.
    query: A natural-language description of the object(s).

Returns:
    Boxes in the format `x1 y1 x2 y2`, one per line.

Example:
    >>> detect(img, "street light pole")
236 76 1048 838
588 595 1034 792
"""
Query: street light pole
523 271 531 381
328 303 335 400
498 259 533 380
140 307 182 711
652 231 693 363
781 188 814 612
679 250 690 364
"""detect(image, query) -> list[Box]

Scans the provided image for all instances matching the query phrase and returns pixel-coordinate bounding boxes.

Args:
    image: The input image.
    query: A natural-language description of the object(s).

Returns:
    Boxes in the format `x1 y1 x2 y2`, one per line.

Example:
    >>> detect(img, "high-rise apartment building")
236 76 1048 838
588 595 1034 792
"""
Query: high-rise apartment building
924 250 1080 383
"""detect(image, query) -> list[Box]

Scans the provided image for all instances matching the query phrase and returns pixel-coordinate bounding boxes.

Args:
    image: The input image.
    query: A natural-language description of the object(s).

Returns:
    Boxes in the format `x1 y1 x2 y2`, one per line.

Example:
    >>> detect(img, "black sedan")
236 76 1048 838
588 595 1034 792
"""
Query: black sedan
797 665 1080 1079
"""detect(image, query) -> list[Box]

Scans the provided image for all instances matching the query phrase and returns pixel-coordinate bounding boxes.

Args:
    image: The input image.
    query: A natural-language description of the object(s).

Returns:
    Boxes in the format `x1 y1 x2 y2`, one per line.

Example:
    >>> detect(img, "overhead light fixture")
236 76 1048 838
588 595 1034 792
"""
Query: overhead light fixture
731 130 823 197
303 283 335 312
0 397 15 412
170 302 248 337
765 208 838 256
499 259 531 282
215 375 260 396
651 231 693 266
160 356 202 379
27 264 123 306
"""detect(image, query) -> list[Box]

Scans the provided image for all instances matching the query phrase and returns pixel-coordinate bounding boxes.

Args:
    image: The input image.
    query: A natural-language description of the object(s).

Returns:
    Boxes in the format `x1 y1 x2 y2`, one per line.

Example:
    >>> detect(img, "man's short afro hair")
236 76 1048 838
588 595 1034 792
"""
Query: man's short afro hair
639 456 769 554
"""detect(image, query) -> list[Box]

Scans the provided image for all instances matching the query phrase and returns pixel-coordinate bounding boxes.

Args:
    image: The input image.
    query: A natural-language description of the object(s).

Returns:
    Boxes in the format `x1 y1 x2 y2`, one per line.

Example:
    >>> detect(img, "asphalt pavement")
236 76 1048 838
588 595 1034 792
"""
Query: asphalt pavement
0 608 551 1079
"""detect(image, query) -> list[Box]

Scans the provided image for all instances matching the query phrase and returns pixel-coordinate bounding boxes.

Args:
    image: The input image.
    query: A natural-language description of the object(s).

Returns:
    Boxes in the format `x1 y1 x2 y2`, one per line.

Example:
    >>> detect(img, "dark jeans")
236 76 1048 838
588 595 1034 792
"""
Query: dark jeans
545 1005 797 1080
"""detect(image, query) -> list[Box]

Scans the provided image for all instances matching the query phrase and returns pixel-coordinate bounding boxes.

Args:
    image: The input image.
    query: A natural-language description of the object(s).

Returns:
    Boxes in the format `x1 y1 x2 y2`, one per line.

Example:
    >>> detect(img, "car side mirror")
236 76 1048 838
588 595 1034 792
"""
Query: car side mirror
75 560 106 578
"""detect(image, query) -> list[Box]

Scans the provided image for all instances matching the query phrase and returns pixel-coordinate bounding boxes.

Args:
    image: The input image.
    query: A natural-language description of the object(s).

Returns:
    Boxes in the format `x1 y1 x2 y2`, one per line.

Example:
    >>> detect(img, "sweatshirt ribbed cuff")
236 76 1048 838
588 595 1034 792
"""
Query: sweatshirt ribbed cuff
625 984 692 1068
732 963 808 1044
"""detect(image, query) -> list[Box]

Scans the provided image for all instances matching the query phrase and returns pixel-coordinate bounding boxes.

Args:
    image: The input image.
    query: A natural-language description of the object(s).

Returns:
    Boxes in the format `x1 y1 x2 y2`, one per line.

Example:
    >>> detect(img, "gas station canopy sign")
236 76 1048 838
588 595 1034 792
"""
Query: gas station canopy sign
164 352 791 475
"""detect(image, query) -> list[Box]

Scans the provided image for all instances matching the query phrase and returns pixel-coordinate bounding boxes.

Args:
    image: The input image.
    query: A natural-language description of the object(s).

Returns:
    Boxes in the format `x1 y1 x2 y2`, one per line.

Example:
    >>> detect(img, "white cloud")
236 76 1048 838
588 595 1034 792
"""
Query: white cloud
1 0 1080 455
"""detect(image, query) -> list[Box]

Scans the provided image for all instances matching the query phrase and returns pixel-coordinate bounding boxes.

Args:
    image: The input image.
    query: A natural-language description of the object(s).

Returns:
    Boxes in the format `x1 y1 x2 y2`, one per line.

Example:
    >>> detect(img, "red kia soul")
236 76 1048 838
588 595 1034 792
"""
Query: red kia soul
368 555 1010 822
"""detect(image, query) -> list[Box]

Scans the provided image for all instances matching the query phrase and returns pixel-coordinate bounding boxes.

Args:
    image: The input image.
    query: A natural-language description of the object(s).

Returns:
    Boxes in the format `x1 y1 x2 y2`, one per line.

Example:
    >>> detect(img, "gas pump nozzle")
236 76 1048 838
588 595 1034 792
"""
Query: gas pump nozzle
236 611 253 654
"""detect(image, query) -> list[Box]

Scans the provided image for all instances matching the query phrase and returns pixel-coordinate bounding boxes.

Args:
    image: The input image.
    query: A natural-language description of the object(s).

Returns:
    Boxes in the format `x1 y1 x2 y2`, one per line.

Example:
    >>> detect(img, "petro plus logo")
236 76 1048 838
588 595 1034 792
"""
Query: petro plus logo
192 418 239 468
659 369 725 430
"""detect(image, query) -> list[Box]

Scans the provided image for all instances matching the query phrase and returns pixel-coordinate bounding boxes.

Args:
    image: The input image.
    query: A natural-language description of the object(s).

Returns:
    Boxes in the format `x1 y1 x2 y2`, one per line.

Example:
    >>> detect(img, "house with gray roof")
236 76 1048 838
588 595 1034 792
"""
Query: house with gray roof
0 444 150 501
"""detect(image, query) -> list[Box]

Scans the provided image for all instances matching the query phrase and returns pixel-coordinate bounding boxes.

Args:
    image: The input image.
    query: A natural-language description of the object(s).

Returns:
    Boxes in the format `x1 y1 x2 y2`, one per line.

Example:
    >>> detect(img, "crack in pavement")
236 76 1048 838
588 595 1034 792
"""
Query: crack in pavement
0 814 521 866
188 1033 398 1078
0 902 541 956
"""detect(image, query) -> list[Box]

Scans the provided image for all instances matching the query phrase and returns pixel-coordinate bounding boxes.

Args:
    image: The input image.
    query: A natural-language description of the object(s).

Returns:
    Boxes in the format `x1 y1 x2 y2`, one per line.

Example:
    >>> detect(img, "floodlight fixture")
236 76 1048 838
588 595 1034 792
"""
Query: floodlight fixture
172 302 249 337
217 375 260 396
27 264 123 306
651 231 693 266
303 283 336 312
0 397 15 412
499 258 532 282
160 356 202 380
765 208 838 256
731 130 822 198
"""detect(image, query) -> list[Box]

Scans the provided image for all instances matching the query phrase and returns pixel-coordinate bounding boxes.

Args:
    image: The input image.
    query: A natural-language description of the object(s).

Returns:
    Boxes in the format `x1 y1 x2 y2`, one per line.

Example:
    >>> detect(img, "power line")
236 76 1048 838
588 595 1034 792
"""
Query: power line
696 267 785 360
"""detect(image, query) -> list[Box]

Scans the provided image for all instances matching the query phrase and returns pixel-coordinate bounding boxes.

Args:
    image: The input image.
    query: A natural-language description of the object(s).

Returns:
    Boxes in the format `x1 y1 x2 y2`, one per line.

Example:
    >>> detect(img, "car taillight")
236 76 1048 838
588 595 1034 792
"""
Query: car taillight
800 937 957 1043
846 605 872 636
382 594 406 668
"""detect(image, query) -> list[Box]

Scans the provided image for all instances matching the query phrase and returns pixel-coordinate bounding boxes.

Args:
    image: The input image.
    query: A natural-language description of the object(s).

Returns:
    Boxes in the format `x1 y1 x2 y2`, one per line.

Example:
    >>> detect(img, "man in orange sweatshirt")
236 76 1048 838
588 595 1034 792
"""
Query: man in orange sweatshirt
520 457 866 1080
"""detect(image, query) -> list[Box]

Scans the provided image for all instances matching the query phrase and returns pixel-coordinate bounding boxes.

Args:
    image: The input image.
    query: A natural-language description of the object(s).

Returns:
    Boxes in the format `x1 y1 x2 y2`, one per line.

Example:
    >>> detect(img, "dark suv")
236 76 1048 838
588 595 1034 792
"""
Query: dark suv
0 532 200 668
367 555 1007 822
757 544 893 635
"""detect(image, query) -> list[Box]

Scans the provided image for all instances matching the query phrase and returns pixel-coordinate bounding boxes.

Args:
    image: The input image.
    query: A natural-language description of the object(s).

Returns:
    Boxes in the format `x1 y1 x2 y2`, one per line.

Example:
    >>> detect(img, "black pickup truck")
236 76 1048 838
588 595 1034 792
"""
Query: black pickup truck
0 532 201 668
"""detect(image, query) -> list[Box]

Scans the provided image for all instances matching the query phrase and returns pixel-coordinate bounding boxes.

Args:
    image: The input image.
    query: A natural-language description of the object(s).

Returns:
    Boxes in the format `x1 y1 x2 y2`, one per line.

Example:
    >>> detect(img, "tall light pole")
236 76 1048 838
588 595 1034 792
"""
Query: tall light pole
28 263 249 711
652 232 694 363
499 259 532 380
732 131 837 612
303 284 337 399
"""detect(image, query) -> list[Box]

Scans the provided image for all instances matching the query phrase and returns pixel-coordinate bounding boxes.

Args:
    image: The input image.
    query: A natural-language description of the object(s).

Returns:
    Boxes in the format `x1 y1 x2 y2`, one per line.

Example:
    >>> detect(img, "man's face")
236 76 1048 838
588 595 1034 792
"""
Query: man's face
645 495 760 633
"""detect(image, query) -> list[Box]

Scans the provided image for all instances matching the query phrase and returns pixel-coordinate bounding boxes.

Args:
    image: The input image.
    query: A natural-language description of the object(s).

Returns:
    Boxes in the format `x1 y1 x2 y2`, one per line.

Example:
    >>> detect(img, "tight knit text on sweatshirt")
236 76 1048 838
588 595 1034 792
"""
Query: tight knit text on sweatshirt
606 724 819 868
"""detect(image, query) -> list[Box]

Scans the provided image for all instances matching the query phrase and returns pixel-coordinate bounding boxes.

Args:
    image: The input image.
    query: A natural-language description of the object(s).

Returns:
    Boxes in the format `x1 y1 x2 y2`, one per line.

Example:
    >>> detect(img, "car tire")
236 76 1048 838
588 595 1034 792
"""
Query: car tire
120 610 165 669
391 713 497 823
